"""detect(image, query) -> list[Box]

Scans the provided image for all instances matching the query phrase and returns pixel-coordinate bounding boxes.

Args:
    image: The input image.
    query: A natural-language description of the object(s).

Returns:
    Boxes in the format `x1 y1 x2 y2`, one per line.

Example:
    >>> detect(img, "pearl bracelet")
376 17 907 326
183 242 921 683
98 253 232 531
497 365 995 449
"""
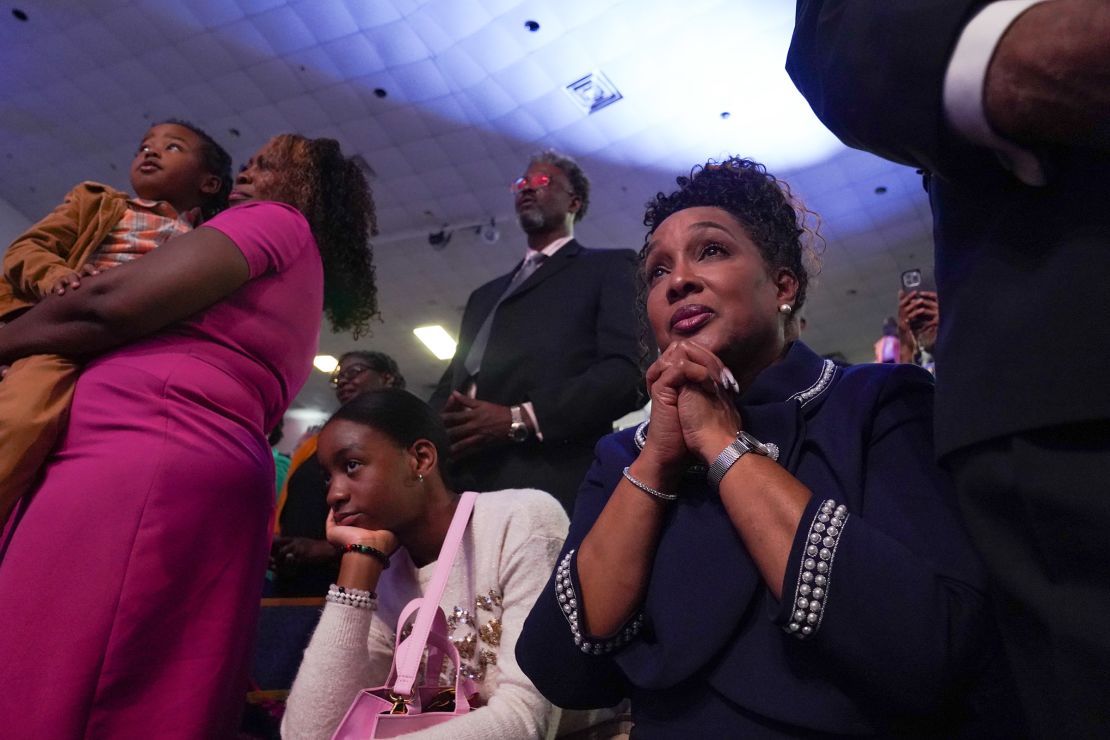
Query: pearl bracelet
327 584 378 610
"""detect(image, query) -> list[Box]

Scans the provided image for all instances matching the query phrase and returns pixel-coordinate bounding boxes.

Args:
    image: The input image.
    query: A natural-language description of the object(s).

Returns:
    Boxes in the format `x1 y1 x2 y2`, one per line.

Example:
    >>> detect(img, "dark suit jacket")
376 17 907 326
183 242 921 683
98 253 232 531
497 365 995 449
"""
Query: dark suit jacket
430 239 643 510
787 1 1110 458
518 342 1019 737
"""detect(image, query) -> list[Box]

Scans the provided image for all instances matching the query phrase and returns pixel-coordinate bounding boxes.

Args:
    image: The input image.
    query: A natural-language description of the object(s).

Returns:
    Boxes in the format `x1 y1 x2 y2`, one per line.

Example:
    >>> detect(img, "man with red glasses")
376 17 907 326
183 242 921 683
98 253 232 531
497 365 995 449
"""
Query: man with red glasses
430 151 642 512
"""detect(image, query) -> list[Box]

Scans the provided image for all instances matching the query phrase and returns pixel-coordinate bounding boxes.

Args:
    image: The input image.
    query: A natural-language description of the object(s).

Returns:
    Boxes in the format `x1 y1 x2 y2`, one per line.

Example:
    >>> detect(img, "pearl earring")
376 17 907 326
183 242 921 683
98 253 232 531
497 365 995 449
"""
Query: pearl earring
779 303 793 315
417 474 424 482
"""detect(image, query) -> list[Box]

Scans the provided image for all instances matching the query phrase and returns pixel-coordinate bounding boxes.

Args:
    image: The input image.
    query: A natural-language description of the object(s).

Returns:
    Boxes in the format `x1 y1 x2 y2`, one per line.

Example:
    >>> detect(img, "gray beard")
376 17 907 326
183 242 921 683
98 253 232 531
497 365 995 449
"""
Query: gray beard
517 207 548 233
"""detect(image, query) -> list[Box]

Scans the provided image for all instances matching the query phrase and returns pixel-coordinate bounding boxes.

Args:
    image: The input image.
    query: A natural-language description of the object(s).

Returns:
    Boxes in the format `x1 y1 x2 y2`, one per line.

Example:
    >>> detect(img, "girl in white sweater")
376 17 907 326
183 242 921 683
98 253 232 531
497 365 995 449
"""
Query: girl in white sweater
282 388 569 739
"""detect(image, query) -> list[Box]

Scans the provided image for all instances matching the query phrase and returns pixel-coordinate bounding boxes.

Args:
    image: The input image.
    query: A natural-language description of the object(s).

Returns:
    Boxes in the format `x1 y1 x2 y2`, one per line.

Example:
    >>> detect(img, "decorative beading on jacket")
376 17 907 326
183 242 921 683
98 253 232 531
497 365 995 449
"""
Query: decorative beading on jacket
784 499 848 639
555 549 643 654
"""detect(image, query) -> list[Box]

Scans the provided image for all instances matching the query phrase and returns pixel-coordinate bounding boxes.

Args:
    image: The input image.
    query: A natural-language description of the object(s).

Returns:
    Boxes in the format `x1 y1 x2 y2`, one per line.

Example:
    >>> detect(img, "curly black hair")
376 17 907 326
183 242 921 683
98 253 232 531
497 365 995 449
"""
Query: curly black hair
529 150 590 222
637 157 821 366
157 118 232 220
267 134 379 339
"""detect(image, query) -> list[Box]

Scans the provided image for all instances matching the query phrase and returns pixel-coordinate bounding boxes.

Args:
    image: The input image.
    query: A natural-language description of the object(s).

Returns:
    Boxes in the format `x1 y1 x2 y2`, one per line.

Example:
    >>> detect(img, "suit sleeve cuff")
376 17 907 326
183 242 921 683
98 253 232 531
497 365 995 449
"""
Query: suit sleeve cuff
942 0 1053 185
555 549 643 654
521 401 543 442
776 497 850 641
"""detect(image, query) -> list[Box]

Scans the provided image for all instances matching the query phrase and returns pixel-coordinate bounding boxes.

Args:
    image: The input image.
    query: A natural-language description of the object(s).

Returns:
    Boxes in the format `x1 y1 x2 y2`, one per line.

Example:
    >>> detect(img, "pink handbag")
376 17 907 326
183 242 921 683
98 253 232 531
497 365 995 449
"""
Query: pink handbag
331 492 480 739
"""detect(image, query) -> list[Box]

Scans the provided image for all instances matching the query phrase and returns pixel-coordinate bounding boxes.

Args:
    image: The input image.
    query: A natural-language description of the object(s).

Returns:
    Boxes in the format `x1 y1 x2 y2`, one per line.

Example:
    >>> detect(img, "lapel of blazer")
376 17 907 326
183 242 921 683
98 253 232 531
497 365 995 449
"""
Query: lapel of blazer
463 270 515 342
504 239 583 302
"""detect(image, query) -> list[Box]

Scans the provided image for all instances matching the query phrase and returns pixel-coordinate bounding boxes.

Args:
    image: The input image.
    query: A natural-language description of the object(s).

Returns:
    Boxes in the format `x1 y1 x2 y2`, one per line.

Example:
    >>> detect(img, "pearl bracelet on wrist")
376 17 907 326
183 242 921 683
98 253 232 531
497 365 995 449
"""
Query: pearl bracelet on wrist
326 584 378 610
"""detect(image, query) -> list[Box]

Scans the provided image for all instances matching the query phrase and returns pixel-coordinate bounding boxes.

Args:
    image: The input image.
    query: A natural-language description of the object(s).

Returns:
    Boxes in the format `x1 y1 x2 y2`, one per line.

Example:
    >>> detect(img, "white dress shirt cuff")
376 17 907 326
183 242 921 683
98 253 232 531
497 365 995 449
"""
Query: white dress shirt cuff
942 0 1053 185
521 401 543 442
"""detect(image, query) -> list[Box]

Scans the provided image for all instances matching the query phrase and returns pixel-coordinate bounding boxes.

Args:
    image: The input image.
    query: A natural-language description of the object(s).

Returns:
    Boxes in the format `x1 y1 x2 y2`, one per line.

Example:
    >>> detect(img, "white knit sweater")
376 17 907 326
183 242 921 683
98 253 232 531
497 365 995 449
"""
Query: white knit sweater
282 489 569 740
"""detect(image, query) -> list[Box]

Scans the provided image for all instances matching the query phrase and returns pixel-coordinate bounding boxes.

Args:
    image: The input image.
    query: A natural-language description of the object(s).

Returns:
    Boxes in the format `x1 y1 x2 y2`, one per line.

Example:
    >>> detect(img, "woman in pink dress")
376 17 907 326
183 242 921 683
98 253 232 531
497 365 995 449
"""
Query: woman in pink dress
0 133 377 738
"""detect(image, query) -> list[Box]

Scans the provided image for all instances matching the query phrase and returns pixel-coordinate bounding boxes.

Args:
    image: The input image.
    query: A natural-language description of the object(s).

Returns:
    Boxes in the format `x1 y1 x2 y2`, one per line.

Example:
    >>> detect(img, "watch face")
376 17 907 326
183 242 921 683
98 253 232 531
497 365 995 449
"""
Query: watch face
509 422 528 442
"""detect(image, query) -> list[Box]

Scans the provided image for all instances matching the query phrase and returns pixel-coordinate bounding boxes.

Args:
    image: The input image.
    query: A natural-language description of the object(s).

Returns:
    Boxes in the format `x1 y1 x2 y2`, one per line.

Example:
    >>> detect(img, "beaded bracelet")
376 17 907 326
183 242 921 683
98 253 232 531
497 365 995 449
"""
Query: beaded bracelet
622 466 678 501
784 499 848 640
342 543 391 569
326 584 378 610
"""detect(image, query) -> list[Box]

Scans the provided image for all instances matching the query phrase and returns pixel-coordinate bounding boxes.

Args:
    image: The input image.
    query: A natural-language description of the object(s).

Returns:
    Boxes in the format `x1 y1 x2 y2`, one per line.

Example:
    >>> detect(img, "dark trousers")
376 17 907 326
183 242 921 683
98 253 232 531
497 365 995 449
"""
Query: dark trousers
947 421 1110 739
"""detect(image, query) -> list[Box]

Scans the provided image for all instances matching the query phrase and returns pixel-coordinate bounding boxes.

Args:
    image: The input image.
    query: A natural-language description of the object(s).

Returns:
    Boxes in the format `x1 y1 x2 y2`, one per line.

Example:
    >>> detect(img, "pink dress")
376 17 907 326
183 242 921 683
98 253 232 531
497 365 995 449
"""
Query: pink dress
0 202 323 738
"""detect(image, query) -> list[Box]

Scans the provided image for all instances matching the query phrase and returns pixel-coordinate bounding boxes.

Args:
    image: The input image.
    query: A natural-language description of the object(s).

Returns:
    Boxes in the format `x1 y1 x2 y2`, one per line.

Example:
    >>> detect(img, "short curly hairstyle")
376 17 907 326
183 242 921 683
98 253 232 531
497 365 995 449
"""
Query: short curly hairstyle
157 118 232 220
265 134 380 338
528 150 590 222
637 157 821 365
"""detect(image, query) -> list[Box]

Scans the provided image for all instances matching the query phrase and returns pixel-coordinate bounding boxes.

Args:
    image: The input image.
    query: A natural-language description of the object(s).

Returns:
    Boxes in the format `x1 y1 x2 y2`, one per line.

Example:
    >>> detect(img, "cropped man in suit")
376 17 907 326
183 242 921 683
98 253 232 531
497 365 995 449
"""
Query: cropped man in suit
430 151 642 512
788 1 1110 734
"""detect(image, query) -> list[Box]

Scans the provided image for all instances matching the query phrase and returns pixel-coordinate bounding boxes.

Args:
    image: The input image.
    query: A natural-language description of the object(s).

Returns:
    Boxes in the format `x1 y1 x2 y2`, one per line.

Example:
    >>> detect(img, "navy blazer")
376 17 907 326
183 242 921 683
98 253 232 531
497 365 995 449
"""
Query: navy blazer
518 343 1016 736
786 1 1110 457
429 240 643 509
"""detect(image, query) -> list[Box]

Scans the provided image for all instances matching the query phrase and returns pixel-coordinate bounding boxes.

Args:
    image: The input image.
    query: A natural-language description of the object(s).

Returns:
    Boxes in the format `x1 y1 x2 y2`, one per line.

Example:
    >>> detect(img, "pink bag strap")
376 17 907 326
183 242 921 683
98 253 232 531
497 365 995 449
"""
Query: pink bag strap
392 491 477 696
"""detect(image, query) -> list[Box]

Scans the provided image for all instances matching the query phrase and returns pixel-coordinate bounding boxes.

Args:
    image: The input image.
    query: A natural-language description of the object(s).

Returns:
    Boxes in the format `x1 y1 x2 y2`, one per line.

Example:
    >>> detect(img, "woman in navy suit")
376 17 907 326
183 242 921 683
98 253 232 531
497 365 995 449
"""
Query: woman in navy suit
517 157 1018 737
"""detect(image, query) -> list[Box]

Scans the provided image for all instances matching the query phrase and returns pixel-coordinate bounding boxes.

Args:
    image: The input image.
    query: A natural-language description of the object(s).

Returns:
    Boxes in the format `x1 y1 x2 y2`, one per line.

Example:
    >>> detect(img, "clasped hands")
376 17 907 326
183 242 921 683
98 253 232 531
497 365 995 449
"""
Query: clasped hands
642 340 743 474
269 535 341 575
441 391 514 459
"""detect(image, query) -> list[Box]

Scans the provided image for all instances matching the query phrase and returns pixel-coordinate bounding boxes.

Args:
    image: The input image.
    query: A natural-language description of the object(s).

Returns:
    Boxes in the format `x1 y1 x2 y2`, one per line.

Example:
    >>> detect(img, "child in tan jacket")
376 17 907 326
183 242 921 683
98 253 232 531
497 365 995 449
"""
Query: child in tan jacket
0 119 231 525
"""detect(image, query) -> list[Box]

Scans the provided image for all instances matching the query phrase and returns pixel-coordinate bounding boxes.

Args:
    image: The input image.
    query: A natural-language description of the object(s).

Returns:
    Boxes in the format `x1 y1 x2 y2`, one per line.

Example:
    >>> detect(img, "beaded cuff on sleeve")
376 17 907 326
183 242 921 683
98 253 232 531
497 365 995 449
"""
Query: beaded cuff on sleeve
783 499 848 640
555 549 644 655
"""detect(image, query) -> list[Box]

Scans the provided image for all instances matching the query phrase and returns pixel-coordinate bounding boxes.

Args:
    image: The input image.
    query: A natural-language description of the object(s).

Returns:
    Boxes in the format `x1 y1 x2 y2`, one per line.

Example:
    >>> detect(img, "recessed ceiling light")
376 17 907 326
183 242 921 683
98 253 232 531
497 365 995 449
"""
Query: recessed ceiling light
313 354 339 373
228 128 241 137
373 88 388 98
524 20 540 32
720 111 731 119
414 325 457 360
12 9 28 21
874 186 887 194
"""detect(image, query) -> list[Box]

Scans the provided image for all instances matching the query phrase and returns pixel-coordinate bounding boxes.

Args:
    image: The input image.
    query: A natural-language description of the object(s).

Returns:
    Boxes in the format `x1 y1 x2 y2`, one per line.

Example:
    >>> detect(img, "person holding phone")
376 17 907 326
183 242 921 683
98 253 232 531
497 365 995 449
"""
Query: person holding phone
897 269 939 372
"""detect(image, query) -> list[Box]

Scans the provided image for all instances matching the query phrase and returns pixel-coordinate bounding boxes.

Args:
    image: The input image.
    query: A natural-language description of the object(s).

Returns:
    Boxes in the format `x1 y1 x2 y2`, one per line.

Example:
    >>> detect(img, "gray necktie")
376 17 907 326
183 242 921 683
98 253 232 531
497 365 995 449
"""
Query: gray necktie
463 252 546 377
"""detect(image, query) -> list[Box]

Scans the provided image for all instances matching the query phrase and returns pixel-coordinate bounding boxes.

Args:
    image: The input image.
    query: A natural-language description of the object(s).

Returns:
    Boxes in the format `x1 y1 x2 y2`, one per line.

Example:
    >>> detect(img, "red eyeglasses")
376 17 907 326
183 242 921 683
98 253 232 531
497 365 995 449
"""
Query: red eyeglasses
510 173 572 194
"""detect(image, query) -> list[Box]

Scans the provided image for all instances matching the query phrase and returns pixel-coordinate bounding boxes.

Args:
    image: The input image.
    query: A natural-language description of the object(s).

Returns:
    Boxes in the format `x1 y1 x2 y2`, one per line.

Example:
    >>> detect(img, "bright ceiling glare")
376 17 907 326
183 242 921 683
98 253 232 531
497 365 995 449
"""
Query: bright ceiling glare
313 355 339 373
414 325 457 360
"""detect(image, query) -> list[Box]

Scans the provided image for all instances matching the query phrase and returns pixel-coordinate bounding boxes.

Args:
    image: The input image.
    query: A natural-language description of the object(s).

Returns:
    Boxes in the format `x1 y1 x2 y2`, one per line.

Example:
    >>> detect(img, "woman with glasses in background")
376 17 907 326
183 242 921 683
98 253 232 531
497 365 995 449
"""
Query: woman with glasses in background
271 351 405 596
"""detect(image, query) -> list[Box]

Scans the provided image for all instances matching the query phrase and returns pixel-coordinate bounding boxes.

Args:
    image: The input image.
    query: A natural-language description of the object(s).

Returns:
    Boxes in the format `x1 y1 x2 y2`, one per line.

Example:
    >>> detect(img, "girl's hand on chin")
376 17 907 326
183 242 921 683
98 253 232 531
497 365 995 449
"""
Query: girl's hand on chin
325 510 400 555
